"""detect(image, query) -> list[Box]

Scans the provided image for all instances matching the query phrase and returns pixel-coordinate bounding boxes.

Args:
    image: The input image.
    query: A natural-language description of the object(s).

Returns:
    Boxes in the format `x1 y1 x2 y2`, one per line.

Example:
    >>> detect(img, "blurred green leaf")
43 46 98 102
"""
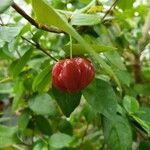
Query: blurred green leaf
137 107 150 126
139 140 150 150
12 81 24 111
58 118 73 135
28 93 56 116
115 70 132 86
35 115 52 136
117 0 134 10
123 95 139 113
18 109 31 131
0 125 18 148
10 49 33 78
0 83 13 94
130 115 150 136
0 0 13 14
52 87 81 117
0 26 21 42
103 115 132 150
32 64 51 92
49 133 73 149
134 84 150 96
63 44 117 56
82 104 97 123
32 140 48 150
83 78 117 117
71 13 100 26
104 51 126 70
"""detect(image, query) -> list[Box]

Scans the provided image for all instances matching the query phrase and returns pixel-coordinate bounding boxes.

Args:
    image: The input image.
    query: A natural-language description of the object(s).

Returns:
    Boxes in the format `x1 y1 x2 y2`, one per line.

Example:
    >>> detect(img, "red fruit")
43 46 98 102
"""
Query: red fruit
52 57 95 93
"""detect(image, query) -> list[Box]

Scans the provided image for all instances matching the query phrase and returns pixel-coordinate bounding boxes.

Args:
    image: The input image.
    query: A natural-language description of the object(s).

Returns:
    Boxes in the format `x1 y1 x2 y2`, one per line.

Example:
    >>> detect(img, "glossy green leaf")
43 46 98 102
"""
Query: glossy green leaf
11 49 33 78
71 13 100 26
0 0 13 14
49 133 73 149
28 93 56 116
52 86 81 117
63 44 117 56
123 95 139 113
0 26 21 42
0 125 18 148
103 115 132 150
83 78 117 117
35 115 52 136
32 64 52 92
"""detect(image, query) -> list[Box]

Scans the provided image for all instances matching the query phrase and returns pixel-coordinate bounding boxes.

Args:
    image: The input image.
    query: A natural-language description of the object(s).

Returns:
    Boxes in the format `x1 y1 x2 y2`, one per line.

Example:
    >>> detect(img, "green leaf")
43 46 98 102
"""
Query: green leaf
12 92 23 111
83 78 117 117
139 140 150 150
32 65 52 92
103 115 132 150
0 0 13 14
0 125 18 148
35 115 52 136
32 0 69 33
0 26 21 42
32 140 48 150
117 0 134 10
71 13 100 26
0 83 13 94
130 114 150 136
137 106 150 125
52 87 81 117
12 80 24 111
32 0 121 91
115 70 132 86
11 49 33 78
123 95 139 114
18 109 31 131
49 133 73 149
28 93 56 116
104 51 126 70
58 119 73 135
63 44 117 57
134 84 150 96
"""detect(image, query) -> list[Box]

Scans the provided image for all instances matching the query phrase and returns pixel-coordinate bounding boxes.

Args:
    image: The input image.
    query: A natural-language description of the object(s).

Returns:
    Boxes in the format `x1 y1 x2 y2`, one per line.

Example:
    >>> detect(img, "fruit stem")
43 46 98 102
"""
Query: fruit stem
69 35 73 59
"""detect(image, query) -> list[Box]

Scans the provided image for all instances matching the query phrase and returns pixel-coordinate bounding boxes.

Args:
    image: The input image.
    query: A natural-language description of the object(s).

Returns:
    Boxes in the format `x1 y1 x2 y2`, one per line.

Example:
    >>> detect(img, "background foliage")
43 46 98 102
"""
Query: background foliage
0 0 150 149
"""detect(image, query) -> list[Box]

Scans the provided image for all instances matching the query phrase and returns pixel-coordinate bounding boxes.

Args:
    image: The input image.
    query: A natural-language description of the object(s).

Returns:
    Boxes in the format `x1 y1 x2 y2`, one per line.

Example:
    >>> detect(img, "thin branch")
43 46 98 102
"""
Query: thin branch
11 2 63 33
21 36 58 62
133 8 150 84
101 0 118 22
138 8 150 51
16 49 21 58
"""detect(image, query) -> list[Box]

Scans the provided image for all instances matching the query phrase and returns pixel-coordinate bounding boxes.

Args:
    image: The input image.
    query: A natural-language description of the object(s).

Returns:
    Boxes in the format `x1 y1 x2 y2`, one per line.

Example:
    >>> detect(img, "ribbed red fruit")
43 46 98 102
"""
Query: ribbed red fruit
52 57 95 93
